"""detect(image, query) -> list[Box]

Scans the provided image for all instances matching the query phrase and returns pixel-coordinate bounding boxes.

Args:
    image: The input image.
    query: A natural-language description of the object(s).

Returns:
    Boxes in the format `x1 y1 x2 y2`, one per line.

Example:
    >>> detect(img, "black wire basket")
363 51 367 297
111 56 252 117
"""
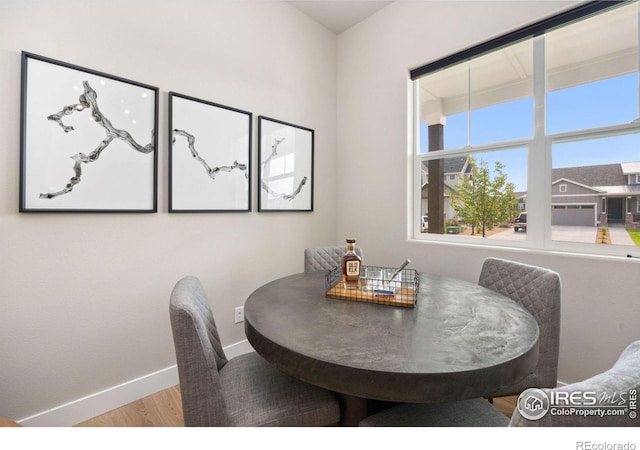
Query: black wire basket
325 265 419 308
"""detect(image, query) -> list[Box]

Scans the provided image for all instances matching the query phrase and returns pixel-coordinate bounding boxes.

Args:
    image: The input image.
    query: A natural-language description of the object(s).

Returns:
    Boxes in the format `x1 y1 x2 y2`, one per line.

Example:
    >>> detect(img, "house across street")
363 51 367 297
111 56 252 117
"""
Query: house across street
549 162 640 227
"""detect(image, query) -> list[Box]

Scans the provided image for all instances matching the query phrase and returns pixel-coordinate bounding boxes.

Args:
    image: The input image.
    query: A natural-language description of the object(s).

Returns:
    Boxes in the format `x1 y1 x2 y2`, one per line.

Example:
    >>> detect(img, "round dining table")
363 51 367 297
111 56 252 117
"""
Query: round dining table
244 271 539 425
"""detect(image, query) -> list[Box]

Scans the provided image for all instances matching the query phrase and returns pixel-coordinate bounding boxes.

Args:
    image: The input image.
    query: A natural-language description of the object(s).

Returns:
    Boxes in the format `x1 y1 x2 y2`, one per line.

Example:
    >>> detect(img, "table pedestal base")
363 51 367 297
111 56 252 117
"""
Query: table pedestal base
337 394 367 426
337 394 400 426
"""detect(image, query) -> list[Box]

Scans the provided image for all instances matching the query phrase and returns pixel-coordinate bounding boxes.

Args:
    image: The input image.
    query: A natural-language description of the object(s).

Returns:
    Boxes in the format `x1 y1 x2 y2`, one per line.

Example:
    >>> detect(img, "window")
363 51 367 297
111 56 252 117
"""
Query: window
412 1 640 255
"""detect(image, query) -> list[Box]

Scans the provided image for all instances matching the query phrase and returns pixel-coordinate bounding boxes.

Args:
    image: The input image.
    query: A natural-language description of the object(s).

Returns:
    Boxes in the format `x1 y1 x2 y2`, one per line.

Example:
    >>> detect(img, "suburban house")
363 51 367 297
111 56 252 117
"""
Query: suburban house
420 156 471 221
552 162 640 227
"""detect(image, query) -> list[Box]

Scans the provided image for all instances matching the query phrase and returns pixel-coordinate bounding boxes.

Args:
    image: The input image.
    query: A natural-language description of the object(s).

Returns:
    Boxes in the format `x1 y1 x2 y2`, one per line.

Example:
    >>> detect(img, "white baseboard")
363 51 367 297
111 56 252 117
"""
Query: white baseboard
18 339 254 427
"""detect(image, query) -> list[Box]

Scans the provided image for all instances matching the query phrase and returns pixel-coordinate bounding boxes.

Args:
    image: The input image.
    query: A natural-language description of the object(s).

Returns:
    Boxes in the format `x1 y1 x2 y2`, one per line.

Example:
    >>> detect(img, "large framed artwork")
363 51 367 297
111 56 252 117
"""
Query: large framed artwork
19 52 158 212
258 116 314 212
169 92 252 212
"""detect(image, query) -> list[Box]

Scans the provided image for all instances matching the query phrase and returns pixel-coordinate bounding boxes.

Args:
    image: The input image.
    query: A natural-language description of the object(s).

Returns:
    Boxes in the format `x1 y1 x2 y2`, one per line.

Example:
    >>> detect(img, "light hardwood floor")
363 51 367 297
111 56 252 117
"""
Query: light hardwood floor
75 385 184 427
74 385 518 427
491 395 519 418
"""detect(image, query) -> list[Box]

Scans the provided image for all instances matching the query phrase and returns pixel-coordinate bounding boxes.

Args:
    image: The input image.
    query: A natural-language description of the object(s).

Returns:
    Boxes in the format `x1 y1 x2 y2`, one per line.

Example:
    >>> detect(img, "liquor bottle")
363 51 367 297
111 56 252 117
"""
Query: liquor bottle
341 239 361 290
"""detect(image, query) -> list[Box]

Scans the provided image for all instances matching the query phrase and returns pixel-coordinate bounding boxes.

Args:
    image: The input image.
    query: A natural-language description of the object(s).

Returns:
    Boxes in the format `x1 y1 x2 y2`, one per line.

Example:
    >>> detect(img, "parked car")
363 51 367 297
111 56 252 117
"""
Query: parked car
514 212 527 232
421 215 429 232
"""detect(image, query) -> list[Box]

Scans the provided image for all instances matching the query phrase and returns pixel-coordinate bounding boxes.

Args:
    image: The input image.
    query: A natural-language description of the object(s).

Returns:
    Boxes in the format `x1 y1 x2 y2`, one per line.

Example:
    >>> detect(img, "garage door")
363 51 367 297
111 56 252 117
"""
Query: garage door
552 205 596 226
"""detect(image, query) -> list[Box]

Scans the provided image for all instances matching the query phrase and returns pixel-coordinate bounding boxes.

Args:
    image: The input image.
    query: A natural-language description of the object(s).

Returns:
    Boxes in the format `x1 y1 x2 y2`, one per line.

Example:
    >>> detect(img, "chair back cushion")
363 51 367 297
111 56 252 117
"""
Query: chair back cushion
170 276 230 426
479 257 561 394
510 340 640 427
304 246 363 273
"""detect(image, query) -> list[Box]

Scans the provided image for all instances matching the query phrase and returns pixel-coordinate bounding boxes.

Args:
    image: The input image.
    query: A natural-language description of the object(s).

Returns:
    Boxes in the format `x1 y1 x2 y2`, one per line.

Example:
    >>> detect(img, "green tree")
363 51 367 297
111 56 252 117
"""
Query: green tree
448 157 518 238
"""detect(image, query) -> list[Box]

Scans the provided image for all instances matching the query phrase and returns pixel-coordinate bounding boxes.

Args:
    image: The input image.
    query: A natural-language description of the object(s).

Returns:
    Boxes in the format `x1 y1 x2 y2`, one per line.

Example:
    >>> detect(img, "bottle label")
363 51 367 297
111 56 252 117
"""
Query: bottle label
346 260 361 278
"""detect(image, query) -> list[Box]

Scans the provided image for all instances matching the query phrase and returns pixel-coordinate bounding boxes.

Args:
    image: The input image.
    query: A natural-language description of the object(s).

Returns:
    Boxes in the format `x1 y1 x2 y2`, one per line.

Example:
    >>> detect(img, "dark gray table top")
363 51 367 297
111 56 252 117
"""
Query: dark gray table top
245 271 539 403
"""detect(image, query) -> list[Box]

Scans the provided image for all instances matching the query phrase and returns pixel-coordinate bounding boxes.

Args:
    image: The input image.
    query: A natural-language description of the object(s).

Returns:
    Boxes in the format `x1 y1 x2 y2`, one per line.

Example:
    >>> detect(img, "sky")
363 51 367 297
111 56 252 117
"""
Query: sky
419 73 640 192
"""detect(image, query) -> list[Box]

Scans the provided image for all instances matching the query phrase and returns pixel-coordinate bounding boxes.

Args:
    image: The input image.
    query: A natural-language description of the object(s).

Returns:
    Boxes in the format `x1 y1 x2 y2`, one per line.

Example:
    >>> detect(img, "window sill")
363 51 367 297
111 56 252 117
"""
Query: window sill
408 234 640 263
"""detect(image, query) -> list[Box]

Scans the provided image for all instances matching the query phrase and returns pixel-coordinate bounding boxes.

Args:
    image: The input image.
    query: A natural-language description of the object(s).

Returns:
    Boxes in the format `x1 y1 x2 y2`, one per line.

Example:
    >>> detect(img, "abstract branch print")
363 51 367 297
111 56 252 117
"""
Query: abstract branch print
41 81 154 199
173 129 248 180
261 137 308 201
168 92 252 212
257 116 313 211
20 53 158 212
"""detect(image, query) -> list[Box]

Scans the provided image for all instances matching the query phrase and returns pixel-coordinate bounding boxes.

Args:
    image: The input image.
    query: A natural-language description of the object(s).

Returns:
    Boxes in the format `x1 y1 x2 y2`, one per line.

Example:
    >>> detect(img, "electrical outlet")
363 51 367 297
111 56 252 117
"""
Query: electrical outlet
234 306 244 324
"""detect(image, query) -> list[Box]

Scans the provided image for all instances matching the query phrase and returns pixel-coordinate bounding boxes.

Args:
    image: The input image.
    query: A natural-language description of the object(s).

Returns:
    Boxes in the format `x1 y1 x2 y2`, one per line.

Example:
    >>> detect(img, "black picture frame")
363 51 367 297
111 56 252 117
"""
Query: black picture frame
168 92 252 212
258 116 314 212
19 51 159 212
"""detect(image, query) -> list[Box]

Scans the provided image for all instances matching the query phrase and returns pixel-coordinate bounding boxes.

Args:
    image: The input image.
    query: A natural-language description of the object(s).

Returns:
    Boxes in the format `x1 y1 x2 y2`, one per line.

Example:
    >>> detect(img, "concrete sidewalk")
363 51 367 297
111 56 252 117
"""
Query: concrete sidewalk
608 226 635 246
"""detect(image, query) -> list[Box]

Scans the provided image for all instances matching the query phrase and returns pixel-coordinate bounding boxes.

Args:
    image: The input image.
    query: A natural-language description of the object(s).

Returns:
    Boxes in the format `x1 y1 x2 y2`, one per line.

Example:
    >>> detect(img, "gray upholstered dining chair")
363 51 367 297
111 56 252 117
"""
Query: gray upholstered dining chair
169 276 341 426
478 257 561 396
304 245 363 273
360 340 640 427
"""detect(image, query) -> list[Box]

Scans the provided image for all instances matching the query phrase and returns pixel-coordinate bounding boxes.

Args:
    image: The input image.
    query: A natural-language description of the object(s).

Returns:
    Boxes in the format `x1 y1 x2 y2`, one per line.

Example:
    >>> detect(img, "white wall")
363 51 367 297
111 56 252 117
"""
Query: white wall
0 0 338 422
336 0 640 385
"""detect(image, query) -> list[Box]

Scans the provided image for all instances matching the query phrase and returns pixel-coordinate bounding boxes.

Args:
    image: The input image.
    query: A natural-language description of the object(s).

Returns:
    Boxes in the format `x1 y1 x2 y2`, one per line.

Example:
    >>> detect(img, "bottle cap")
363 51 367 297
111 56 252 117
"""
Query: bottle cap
346 239 356 243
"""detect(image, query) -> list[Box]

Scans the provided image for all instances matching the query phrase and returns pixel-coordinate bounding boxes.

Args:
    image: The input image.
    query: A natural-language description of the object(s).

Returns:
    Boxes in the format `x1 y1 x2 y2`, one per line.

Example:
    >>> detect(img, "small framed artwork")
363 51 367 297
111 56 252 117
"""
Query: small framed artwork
169 92 252 212
258 116 314 212
20 52 158 212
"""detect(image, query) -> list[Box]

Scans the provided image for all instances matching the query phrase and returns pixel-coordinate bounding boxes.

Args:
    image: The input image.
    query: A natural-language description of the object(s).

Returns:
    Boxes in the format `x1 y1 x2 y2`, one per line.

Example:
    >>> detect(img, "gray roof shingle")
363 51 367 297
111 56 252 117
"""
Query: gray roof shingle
552 163 625 187
421 156 470 174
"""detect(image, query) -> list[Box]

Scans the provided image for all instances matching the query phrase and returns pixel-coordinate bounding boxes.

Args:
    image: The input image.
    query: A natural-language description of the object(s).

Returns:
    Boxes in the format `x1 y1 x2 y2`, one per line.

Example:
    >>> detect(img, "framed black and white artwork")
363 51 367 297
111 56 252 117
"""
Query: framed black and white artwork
19 52 158 212
258 116 314 212
169 92 252 212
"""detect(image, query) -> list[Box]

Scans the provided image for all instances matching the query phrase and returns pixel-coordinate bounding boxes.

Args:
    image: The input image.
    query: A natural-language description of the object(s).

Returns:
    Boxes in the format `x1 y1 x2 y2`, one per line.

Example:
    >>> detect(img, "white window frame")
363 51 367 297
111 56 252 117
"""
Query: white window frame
411 3 640 257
